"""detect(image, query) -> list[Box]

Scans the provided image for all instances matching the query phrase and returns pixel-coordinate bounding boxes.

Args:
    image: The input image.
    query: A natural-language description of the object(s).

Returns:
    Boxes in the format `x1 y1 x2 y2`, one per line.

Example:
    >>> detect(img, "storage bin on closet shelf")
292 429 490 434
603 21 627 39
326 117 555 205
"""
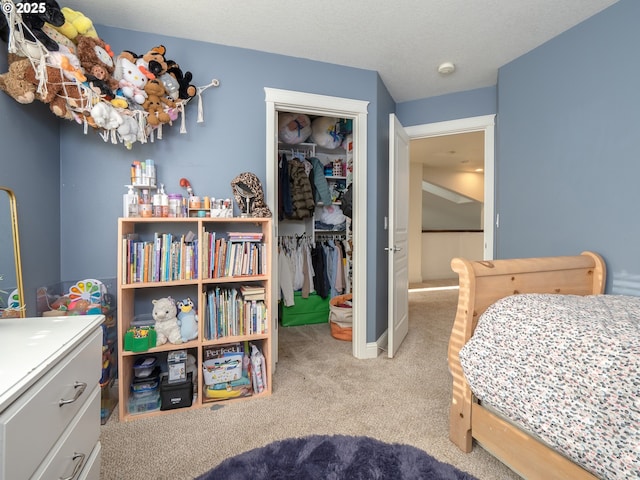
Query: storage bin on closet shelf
329 293 353 341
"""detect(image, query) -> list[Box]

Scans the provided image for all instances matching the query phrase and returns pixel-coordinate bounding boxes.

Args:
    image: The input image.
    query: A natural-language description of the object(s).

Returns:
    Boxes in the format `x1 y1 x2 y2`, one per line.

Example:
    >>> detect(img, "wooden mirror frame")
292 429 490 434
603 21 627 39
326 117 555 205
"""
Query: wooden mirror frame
0 187 25 318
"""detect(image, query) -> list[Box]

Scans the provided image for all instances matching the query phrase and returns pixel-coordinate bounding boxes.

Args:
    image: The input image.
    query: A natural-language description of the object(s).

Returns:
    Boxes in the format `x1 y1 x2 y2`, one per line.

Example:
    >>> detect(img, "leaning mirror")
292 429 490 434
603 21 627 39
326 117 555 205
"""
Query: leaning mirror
0 187 25 318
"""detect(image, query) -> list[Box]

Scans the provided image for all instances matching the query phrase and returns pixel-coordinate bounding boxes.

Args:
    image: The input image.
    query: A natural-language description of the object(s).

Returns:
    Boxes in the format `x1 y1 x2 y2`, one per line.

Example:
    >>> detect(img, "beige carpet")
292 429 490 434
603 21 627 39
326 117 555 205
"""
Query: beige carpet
99 289 521 480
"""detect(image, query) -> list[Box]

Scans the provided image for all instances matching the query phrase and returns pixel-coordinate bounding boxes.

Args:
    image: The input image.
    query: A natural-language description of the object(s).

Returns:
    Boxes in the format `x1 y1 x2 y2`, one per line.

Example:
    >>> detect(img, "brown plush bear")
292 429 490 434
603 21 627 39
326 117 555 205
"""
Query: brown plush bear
0 55 37 104
142 79 175 126
22 63 89 119
76 35 118 92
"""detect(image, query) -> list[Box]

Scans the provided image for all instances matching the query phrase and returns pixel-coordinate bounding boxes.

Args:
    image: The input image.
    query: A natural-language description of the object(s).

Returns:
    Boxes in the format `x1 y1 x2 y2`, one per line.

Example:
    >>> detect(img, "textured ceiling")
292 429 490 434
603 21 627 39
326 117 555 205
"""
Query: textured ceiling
61 0 618 103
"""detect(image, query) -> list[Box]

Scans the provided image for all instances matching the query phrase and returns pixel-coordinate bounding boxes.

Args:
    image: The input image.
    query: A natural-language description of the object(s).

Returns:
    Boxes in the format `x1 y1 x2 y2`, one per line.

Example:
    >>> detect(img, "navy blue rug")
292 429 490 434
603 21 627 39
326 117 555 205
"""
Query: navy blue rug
196 434 477 480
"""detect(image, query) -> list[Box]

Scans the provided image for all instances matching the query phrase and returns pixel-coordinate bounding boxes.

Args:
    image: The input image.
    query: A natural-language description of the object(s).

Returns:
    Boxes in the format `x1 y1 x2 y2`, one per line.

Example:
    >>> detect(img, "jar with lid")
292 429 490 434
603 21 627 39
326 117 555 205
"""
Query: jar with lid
168 194 183 217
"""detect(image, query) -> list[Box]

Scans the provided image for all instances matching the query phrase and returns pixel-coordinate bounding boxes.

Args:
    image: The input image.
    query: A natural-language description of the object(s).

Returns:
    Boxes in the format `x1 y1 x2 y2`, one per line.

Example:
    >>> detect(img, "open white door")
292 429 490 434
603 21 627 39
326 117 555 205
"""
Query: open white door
387 114 410 358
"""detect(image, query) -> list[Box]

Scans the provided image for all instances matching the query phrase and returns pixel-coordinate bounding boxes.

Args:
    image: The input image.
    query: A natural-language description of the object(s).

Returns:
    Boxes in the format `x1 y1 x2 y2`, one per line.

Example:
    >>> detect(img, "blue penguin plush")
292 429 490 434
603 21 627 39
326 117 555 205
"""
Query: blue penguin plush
177 297 198 342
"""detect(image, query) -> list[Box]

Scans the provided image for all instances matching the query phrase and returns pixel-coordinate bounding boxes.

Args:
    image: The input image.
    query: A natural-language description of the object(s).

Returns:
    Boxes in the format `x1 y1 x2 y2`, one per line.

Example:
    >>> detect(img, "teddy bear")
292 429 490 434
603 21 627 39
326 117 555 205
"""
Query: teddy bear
76 35 118 93
152 297 182 346
0 55 36 104
176 297 198 342
21 62 89 120
143 79 175 126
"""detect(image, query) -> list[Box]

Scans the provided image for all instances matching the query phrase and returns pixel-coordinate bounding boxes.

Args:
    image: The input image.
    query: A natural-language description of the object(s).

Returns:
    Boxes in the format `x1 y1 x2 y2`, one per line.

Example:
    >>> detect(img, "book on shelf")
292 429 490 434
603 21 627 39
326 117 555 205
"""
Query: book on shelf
121 231 198 283
208 235 265 278
227 232 264 242
240 285 265 301
206 286 268 339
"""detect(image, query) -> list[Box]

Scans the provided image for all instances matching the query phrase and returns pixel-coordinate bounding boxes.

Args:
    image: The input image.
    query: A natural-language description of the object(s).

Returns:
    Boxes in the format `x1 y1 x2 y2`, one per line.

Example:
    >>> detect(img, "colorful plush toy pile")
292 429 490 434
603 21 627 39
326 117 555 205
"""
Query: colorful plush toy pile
0 0 215 149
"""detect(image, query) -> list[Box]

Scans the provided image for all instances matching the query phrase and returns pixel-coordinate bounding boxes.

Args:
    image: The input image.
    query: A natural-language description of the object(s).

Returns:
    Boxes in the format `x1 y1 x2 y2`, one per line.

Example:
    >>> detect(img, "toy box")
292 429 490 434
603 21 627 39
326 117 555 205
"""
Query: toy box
280 291 330 326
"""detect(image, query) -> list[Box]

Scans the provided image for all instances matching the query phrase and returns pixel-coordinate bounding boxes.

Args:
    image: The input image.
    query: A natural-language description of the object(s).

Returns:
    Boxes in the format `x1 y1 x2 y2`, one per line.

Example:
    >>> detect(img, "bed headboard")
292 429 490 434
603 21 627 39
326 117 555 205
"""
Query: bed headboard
447 251 606 452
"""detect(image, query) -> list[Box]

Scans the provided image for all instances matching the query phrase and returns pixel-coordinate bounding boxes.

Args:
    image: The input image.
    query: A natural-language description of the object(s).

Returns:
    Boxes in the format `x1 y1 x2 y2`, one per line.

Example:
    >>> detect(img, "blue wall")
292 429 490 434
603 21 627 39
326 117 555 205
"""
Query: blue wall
496 0 640 294
373 75 396 339
0 53 61 316
396 86 497 127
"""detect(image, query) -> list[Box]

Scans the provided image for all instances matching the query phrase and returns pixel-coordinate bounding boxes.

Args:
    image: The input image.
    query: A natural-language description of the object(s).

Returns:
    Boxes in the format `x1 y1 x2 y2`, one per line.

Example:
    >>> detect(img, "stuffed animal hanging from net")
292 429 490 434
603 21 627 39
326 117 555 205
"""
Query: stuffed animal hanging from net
230 172 272 218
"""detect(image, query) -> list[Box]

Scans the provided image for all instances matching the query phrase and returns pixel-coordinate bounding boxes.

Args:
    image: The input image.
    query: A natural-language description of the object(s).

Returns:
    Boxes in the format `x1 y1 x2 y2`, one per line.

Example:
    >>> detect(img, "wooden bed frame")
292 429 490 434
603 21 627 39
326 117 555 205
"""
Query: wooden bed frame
448 251 606 480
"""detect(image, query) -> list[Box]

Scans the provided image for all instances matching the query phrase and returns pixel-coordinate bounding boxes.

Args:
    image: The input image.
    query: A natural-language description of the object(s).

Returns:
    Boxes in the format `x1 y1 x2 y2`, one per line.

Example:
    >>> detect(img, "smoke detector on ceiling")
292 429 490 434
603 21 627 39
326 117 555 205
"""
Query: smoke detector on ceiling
438 62 456 75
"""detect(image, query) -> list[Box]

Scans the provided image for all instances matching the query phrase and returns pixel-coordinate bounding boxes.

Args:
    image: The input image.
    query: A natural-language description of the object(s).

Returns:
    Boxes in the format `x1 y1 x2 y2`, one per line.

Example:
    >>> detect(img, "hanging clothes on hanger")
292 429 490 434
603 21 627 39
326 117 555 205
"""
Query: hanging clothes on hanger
308 157 332 206
287 159 315 219
278 235 315 304
278 153 293 220
311 242 330 299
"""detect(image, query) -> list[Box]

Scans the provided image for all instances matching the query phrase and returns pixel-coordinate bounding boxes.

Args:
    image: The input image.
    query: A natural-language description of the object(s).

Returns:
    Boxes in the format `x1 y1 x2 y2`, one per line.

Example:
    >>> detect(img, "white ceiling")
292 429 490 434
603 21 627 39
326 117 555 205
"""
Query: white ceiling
61 0 619 103
411 131 484 172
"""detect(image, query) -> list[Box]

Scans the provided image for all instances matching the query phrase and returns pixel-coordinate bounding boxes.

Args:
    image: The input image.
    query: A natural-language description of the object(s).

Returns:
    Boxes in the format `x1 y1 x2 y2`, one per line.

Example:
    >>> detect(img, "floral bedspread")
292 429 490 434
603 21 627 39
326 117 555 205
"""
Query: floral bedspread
459 293 640 480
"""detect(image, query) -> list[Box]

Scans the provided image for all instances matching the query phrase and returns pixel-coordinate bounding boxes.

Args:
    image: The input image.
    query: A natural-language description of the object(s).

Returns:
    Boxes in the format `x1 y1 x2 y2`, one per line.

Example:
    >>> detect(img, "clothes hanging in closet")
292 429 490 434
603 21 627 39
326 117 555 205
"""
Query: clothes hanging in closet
287 159 315 219
278 235 314 306
278 153 293 220
278 151 333 220
278 235 350 305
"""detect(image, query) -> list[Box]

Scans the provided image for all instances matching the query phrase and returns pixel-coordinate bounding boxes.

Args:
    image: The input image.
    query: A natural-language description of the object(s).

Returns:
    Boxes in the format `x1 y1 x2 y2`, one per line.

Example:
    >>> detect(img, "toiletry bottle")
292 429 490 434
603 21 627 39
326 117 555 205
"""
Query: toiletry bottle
159 184 169 217
140 188 152 217
123 186 138 217
152 191 162 217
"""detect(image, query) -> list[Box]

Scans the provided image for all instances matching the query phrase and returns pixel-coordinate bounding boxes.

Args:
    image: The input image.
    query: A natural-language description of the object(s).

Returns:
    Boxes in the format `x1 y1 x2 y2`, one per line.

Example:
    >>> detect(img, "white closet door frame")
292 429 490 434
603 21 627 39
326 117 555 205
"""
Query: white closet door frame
265 88 370 363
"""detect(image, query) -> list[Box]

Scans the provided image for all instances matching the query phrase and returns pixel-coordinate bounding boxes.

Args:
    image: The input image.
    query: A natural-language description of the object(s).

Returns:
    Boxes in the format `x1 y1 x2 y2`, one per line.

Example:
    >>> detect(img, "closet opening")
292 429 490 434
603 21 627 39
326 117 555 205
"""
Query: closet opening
264 88 370 364
276 114 354 342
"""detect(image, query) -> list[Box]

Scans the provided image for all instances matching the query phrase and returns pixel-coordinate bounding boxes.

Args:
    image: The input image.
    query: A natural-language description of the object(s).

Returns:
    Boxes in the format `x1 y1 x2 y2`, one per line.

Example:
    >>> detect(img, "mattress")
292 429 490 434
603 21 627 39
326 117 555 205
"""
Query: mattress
459 293 640 480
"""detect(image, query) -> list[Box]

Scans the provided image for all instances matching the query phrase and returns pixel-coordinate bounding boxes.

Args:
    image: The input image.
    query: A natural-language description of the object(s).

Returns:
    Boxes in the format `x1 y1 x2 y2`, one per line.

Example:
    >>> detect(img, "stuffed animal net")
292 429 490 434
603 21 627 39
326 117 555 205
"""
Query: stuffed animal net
0 1 218 149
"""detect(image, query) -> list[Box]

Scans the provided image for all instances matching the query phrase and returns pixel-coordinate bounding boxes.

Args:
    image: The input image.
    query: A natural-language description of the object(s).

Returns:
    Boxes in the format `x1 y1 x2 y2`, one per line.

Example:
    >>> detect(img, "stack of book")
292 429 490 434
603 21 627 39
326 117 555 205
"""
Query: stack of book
240 285 265 301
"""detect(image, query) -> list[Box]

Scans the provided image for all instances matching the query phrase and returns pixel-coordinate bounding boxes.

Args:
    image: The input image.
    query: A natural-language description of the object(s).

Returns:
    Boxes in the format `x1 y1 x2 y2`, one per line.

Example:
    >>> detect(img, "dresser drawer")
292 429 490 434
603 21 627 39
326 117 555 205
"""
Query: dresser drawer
78 441 101 480
0 328 102 480
32 385 101 480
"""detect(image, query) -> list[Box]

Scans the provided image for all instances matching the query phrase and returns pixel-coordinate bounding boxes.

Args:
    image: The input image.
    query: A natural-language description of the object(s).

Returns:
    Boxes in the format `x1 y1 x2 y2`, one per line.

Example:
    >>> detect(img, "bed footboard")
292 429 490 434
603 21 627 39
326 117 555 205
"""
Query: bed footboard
447 251 605 452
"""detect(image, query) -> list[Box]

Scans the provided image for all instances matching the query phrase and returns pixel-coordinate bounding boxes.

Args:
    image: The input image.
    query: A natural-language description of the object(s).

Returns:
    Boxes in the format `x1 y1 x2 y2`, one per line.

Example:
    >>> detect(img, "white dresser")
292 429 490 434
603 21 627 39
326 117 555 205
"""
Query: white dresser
0 315 104 480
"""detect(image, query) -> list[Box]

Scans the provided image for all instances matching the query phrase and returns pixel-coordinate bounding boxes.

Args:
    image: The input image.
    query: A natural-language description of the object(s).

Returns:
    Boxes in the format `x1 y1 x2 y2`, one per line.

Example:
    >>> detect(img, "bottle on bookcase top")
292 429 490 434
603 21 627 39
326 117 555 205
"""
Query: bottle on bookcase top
123 186 139 217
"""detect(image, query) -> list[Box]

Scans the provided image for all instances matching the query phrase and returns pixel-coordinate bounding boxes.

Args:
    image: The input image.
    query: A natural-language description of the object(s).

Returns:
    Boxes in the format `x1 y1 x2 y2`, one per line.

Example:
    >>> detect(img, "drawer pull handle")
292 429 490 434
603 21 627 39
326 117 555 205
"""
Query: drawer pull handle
59 381 87 407
60 452 85 480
